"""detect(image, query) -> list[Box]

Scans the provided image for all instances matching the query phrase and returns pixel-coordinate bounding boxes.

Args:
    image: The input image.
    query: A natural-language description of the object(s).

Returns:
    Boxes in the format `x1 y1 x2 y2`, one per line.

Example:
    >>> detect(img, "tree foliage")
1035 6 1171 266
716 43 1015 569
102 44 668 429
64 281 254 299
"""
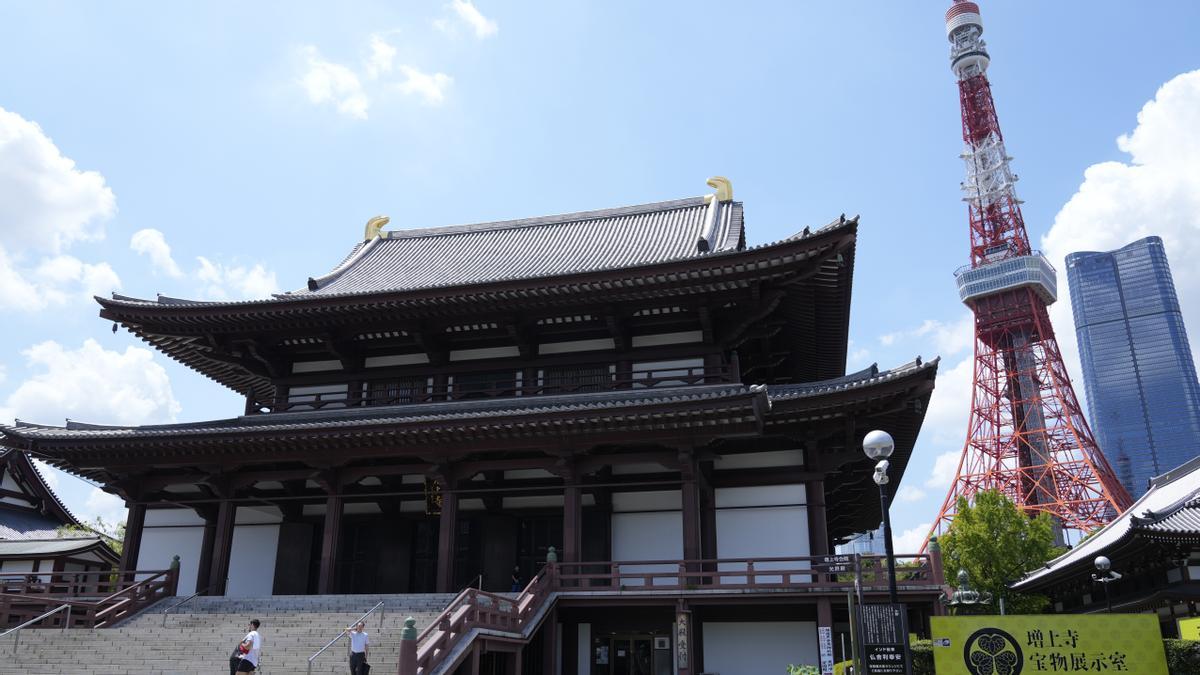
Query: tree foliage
939 489 1062 614
56 516 124 555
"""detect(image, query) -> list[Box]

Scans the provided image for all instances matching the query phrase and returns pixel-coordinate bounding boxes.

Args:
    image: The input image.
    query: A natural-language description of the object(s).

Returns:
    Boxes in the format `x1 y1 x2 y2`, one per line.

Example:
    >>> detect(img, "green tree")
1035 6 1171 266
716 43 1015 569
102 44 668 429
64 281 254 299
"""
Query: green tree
940 489 1062 614
56 516 124 555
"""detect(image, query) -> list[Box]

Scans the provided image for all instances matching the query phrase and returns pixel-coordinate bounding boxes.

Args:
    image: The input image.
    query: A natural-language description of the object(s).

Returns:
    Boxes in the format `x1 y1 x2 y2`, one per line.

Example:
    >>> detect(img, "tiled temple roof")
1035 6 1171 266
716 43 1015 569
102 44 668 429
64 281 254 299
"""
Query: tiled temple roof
1 359 935 444
1014 455 1200 590
297 197 744 296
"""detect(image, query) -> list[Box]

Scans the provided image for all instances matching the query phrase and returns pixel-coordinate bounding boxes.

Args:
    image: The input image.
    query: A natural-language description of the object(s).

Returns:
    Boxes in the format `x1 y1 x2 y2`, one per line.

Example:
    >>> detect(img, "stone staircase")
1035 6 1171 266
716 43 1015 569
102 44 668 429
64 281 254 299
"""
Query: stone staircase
0 593 457 675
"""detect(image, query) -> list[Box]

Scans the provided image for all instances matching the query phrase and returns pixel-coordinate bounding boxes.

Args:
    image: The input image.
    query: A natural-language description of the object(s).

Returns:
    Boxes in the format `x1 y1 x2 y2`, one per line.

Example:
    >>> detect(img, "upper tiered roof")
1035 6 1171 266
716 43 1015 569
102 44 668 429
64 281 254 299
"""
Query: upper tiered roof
298 196 743 297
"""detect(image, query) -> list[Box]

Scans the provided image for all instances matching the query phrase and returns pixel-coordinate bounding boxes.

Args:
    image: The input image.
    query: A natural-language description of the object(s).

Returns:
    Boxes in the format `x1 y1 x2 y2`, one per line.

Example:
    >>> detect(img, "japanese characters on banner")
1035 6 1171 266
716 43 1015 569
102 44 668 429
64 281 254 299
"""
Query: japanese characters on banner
818 626 835 675
931 615 1168 674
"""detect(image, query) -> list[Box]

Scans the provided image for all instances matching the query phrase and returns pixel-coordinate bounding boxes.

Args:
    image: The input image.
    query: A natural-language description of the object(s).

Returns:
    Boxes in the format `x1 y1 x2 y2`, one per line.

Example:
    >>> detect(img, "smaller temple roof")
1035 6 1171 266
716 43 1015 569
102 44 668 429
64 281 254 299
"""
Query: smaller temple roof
1013 455 1200 590
0 537 114 559
0 509 71 541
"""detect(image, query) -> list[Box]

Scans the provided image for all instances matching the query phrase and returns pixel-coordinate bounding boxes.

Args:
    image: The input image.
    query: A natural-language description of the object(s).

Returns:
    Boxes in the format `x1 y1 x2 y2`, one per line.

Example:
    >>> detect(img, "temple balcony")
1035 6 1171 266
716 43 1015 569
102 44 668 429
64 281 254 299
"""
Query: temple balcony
251 361 737 414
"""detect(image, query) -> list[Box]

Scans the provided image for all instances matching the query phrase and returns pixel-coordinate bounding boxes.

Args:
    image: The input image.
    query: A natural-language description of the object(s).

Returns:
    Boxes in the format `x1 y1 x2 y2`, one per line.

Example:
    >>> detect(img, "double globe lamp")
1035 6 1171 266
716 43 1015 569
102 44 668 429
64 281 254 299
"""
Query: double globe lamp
863 429 900 604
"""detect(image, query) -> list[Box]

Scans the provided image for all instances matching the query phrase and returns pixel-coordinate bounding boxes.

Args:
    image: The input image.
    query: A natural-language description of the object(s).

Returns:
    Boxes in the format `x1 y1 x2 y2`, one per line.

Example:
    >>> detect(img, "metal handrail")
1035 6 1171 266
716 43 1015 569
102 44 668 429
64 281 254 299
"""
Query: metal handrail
306 600 384 675
0 603 72 654
161 578 227 626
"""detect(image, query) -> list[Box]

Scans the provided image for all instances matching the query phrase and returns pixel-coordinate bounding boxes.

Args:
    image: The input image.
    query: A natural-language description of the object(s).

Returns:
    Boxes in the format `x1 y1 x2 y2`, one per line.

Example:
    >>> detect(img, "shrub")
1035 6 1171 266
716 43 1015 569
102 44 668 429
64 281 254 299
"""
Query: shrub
1165 639 1200 675
910 640 934 675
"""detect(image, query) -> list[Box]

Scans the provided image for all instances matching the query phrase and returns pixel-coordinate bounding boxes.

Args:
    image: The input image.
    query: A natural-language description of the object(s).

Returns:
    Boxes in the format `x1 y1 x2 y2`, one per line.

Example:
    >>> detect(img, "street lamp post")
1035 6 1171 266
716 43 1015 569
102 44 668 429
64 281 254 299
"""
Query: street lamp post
863 429 899 605
1091 555 1122 613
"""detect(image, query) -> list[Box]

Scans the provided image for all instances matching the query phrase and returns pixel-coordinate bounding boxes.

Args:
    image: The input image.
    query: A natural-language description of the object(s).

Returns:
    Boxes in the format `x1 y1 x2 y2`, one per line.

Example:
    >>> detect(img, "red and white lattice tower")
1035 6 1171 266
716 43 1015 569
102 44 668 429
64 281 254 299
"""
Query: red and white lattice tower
927 1 1132 545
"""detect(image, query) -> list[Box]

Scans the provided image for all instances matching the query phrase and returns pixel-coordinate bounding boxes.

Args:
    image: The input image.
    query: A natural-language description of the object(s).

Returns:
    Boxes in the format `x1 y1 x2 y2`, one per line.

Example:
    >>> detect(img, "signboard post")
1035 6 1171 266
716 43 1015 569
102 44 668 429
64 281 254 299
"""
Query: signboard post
931 615 1168 674
858 603 912 675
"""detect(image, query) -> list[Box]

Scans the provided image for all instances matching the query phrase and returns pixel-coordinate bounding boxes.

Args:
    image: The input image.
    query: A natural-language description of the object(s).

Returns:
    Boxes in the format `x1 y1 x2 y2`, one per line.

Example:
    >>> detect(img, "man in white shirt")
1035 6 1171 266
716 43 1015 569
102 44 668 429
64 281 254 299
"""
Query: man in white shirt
347 620 370 674
236 619 262 672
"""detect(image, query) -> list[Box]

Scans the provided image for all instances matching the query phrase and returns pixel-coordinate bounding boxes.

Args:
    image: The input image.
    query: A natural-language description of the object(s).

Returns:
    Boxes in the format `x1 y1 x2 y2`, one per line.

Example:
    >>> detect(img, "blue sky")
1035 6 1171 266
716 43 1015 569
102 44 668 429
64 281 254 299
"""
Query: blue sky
1 1 1198 550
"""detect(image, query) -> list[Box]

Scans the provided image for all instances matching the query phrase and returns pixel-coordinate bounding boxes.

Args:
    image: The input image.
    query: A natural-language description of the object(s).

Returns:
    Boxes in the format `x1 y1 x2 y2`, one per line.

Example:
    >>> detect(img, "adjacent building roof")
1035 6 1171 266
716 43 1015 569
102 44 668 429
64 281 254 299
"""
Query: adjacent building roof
1013 455 1200 591
0 537 114 559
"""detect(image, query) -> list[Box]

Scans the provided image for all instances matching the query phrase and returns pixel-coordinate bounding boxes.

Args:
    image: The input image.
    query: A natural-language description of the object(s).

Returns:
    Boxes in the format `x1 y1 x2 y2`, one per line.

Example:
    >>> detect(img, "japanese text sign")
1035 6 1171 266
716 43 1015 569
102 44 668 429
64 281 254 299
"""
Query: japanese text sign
931 615 1167 674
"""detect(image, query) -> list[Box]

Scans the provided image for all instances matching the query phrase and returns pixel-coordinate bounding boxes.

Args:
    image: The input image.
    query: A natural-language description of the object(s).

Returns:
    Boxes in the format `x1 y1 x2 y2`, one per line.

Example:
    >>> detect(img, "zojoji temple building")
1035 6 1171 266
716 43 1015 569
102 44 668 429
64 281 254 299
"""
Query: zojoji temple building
1 179 944 674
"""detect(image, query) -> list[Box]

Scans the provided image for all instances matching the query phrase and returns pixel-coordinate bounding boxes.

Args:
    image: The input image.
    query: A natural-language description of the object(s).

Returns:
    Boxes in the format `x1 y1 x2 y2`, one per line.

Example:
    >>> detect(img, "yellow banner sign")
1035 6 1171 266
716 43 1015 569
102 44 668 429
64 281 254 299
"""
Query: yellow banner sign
1181 616 1200 641
931 615 1167 674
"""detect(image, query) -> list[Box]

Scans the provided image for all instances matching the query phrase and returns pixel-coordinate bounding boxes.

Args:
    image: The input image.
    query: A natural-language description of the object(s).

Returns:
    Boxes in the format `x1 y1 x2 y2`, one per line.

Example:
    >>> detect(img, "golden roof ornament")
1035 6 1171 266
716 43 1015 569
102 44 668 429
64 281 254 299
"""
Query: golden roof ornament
364 215 390 240
703 176 733 205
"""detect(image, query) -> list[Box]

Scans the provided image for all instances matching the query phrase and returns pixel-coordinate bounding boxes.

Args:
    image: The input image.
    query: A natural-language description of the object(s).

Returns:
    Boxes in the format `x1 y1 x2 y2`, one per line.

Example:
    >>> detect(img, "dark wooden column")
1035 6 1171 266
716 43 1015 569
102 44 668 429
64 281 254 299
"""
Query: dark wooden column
806 479 829 556
541 607 558 673
318 491 344 594
680 453 701 564
191 505 218 594
208 499 236 596
563 485 582 564
436 486 459 592
698 461 717 561
119 502 145 573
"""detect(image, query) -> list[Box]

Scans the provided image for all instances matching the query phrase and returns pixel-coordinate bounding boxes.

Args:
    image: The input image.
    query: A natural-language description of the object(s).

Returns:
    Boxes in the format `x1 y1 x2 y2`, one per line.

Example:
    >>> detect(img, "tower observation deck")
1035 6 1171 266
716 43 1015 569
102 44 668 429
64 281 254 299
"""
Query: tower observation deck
928 1 1132 546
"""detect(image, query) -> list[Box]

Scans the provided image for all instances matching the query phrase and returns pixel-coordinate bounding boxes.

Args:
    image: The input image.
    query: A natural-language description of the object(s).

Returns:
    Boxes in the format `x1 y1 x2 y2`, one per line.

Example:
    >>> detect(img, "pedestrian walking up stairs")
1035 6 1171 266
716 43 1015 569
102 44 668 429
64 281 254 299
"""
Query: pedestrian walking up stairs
0 593 456 675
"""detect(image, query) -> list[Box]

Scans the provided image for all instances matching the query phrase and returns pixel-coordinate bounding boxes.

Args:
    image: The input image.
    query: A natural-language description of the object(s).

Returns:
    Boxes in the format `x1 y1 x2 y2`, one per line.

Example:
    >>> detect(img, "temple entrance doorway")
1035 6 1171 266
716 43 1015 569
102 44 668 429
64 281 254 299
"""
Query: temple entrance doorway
591 634 671 675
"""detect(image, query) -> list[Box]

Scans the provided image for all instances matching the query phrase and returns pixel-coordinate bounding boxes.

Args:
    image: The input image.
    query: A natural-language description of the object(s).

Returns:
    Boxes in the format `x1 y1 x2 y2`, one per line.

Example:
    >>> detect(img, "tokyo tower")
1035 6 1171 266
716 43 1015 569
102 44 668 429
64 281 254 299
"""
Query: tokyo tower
927 0 1132 544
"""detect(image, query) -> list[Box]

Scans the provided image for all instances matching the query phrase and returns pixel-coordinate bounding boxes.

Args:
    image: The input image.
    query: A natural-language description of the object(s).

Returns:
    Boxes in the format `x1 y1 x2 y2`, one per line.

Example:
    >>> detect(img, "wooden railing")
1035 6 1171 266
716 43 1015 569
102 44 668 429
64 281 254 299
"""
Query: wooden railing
0 568 178 630
407 552 943 675
253 363 735 414
413 564 556 675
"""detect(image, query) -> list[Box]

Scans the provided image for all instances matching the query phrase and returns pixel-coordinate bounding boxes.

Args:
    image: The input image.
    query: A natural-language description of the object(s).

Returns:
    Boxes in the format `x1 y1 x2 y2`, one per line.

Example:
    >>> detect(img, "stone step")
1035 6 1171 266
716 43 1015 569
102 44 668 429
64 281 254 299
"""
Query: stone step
0 593 457 675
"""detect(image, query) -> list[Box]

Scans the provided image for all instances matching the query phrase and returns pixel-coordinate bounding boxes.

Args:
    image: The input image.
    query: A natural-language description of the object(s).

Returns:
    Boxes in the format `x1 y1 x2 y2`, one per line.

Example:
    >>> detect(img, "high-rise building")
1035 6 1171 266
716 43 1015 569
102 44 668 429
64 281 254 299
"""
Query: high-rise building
1066 236 1200 497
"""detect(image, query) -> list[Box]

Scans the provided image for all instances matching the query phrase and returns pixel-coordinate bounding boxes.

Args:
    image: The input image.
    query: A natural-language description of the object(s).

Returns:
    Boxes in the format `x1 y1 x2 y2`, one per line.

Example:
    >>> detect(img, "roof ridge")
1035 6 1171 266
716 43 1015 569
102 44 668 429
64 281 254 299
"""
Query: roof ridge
381 196 710 241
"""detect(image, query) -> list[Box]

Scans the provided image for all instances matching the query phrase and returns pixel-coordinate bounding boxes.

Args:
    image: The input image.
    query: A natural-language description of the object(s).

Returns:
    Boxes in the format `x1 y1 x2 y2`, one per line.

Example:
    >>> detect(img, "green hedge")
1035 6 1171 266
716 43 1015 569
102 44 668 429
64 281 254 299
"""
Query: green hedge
910 640 934 674
1166 639 1200 674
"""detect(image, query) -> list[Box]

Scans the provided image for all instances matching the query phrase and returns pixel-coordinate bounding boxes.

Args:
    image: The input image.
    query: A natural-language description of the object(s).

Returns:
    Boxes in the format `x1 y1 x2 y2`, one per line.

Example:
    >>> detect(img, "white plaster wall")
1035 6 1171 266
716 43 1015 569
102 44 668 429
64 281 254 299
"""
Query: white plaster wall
144 509 205 527
538 338 615 354
0 560 34 573
611 511 682 587
1 474 21 492
226 524 280 597
577 624 590 675
631 331 703 347
139 526 204 593
715 485 809 584
715 449 805 469
702 621 819 675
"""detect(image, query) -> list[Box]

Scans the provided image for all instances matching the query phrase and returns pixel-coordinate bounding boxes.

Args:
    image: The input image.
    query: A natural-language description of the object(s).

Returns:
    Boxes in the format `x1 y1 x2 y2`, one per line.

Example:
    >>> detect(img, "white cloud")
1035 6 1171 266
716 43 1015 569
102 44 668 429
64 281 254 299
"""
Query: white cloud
130 228 183 278
879 313 973 357
0 107 116 253
0 339 180 427
0 247 121 311
396 66 453 106
919 355 974 448
299 46 370 119
449 0 498 38
1042 70 1200 398
196 256 279 300
891 522 933 555
364 34 397 80
32 459 59 491
925 450 963 490
82 488 127 529
896 484 927 503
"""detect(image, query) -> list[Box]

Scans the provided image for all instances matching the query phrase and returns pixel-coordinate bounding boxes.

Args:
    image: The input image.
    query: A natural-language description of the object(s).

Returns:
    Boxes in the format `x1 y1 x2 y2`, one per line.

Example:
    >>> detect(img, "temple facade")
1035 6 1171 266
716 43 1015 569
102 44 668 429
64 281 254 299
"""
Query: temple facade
1 181 941 673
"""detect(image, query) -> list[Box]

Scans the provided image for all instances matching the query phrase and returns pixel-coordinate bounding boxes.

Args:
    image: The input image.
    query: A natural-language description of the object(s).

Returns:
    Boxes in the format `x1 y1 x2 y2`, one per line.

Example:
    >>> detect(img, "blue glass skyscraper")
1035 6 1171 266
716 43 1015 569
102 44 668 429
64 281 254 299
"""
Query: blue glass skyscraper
1066 236 1200 498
